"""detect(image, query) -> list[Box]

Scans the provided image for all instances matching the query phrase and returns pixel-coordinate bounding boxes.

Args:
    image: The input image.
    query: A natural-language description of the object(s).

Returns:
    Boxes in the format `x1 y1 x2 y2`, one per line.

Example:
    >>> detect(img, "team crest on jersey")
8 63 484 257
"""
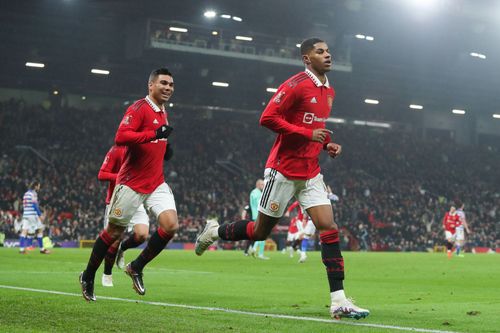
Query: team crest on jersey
273 91 285 104
153 119 159 124
113 208 122 217
122 115 132 125
303 112 314 124
269 201 280 212
327 95 334 107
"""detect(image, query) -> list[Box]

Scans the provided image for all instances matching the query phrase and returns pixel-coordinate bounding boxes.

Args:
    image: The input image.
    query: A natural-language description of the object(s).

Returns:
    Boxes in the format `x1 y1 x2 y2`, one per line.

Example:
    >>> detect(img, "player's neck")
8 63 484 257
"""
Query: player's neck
306 67 327 84
148 94 164 109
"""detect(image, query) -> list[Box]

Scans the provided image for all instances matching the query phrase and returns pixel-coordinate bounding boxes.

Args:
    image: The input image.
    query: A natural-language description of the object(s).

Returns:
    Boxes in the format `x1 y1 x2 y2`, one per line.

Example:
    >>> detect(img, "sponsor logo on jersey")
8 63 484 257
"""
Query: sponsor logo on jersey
310 97 317 104
270 201 280 212
303 113 314 124
303 113 327 124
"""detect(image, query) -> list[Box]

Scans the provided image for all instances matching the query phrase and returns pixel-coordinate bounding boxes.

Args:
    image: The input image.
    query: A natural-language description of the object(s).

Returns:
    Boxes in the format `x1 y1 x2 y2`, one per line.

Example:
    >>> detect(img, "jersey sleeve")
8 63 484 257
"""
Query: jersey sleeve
115 107 156 145
259 84 313 139
98 148 119 182
287 200 300 214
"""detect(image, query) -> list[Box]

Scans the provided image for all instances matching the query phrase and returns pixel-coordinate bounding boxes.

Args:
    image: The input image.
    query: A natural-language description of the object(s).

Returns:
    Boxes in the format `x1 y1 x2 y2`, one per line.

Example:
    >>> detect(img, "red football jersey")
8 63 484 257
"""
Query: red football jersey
98 145 126 204
115 96 169 194
443 212 459 232
260 69 335 180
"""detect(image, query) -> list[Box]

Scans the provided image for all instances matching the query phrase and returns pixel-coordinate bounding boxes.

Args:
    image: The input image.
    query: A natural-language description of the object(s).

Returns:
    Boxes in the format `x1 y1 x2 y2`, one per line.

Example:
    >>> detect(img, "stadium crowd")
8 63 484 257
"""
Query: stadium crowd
0 98 498 251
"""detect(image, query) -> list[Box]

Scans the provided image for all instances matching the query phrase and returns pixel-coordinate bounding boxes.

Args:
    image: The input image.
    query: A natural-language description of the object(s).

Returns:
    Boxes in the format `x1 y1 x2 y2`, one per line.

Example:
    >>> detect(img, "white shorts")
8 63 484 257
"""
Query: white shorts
21 216 44 233
445 230 456 242
108 183 176 227
303 219 316 238
104 204 149 232
287 232 300 242
455 227 465 241
259 168 331 218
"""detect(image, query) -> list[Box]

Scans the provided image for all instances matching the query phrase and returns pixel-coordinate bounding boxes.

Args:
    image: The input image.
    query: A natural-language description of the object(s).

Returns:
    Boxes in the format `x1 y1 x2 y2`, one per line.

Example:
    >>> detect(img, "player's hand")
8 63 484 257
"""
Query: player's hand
326 142 342 158
311 128 332 143
155 125 174 140
164 144 174 161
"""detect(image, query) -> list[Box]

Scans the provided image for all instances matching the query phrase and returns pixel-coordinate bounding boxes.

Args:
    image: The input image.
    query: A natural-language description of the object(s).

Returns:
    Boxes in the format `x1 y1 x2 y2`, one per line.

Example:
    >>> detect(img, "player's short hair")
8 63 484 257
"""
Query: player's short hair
454 199 463 208
29 180 40 189
149 68 172 83
300 38 325 55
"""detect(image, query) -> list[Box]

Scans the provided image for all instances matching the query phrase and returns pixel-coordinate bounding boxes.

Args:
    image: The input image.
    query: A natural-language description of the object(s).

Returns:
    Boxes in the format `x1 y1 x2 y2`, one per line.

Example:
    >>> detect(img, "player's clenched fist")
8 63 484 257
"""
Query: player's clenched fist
326 142 342 158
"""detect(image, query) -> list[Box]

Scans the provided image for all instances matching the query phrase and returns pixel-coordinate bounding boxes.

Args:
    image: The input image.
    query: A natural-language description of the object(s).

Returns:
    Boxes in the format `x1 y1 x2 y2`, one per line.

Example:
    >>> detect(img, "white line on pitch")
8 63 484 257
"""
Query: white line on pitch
0 285 460 333
150 268 213 274
0 268 213 275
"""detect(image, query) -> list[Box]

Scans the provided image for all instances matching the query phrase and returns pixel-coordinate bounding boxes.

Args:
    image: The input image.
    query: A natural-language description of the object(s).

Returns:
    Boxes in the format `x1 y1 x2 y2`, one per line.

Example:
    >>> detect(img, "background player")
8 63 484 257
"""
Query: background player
195 38 369 320
298 213 316 263
97 145 152 287
18 180 50 254
442 205 458 258
283 200 305 258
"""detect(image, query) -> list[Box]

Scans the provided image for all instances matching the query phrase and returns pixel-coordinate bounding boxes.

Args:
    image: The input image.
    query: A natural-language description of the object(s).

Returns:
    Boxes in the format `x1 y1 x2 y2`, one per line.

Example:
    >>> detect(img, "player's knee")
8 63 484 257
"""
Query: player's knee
159 223 178 235
316 222 338 233
158 210 178 233
106 223 125 240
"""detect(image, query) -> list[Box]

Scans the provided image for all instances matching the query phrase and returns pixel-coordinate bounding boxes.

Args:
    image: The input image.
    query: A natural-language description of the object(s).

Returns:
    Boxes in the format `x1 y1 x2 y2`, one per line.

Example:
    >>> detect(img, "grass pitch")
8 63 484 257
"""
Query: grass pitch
0 248 499 333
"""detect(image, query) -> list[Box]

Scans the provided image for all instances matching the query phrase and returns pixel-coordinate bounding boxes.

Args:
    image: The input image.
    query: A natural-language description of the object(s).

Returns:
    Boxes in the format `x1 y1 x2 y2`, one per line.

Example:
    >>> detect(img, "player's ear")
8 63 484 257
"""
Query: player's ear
302 54 311 65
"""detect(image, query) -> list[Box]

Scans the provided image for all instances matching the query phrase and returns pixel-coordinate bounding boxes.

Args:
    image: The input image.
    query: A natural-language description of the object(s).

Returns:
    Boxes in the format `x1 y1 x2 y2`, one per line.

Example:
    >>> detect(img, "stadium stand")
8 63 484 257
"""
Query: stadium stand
0 98 498 251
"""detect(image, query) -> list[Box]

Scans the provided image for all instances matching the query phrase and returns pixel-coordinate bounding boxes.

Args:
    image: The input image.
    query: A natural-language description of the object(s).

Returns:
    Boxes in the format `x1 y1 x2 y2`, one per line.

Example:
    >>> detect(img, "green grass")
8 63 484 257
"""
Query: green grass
0 248 499 333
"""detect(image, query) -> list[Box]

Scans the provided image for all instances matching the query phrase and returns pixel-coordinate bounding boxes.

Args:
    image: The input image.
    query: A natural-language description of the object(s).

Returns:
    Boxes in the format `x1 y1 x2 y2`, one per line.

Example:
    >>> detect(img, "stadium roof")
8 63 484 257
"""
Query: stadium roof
1 0 500 122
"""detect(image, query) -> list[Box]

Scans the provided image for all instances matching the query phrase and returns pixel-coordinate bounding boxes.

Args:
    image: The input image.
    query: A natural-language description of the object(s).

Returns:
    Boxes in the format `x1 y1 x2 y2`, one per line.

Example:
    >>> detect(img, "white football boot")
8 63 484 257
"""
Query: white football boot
330 298 370 320
195 218 219 256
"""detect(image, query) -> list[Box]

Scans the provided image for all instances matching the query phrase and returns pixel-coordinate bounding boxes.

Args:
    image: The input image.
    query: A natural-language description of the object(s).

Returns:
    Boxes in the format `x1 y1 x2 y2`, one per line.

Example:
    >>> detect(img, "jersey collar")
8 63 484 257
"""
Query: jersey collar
305 68 330 88
145 95 165 113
